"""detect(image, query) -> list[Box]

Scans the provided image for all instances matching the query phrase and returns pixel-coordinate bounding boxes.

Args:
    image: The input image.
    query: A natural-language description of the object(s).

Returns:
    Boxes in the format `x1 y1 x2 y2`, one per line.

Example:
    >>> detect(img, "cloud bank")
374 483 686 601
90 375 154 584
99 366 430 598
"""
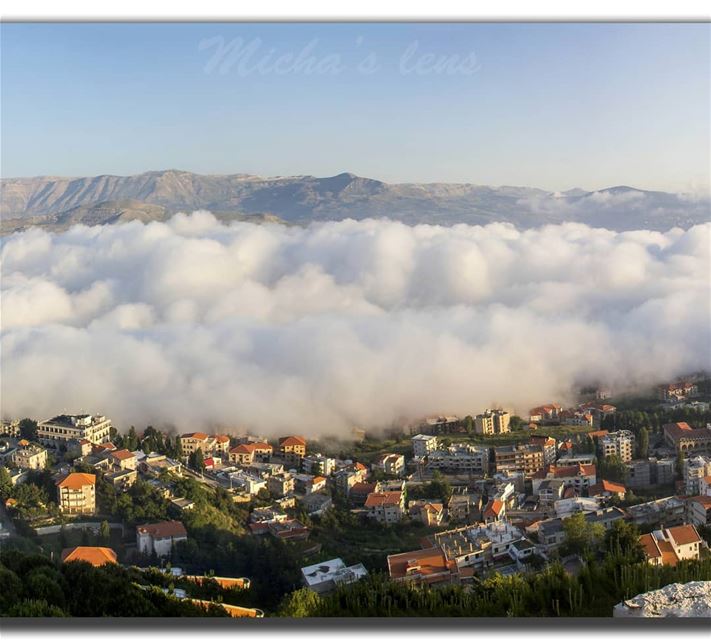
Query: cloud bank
1 213 709 437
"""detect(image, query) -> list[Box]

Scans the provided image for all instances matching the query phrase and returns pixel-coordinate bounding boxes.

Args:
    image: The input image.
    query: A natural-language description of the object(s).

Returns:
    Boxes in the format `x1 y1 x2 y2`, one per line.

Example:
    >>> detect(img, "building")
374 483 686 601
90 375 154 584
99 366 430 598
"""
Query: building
110 449 138 471
412 434 438 458
409 500 445 526
37 414 112 448
56 472 96 514
278 436 307 468
10 441 48 470
494 444 545 475
372 453 406 477
413 416 462 436
267 472 294 498
640 525 703 566
178 432 213 457
529 436 557 465
663 422 711 457
627 496 686 528
229 442 273 466
364 491 405 524
683 456 711 495
104 468 137 491
588 479 626 500
427 445 488 475
528 403 561 423
658 382 699 403
534 507 626 550
474 410 510 435
0 420 20 437
301 453 336 476
387 547 454 585
687 496 711 528
599 430 635 463
531 463 597 494
349 481 379 506
301 558 368 594
61 546 117 567
136 520 188 558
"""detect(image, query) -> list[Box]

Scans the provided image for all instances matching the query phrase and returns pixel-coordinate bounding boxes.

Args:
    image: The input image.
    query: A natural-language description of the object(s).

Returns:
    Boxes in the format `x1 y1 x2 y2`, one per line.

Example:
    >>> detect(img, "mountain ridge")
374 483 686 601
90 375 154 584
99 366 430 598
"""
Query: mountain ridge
2 170 708 233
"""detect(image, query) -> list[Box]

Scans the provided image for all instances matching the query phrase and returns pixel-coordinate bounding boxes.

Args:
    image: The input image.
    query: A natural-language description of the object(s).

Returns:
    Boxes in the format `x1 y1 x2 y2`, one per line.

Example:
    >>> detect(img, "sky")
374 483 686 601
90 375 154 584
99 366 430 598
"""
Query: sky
1 22 709 192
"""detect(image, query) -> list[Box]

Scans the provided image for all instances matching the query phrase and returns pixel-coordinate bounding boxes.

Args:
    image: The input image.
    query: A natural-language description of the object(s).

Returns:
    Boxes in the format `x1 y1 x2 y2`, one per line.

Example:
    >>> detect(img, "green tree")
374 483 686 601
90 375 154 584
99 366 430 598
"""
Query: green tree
18 418 38 441
637 427 649 459
99 520 111 543
277 587 320 617
561 512 604 556
189 449 205 473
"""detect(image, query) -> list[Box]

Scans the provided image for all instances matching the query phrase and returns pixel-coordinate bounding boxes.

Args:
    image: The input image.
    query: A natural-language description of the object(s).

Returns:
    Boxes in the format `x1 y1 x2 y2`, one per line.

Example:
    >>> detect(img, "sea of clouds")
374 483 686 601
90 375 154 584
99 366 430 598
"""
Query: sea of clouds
1 212 709 436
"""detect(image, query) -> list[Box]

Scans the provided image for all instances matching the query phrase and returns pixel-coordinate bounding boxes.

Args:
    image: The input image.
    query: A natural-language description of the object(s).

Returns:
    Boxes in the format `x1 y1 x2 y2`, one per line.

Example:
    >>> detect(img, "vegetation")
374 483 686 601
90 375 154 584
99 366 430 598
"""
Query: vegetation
0 550 227 617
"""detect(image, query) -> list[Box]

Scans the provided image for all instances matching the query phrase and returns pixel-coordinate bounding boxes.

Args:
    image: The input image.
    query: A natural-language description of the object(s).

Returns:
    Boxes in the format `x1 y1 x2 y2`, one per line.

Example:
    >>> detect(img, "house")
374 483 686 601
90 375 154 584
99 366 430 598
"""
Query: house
56 472 96 514
300 492 333 517
531 463 597 494
588 479 626 501
658 382 698 402
387 547 454 585
136 520 188 557
372 453 406 477
364 491 405 524
333 463 369 495
265 519 310 541
687 496 711 527
301 558 368 594
411 434 438 458
61 546 117 567
447 493 481 523
528 403 561 423
529 436 557 465
482 498 505 523
110 449 138 471
278 436 307 468
349 481 380 506
293 473 326 495
37 414 112 448
640 525 703 566
10 441 48 470
409 500 445 526
104 468 137 491
627 496 686 528
229 442 273 466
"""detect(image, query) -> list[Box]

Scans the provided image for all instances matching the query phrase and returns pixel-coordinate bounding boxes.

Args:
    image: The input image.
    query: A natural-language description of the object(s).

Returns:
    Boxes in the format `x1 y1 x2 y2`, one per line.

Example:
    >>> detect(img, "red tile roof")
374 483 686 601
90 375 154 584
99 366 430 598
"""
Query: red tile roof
56 472 96 489
61 546 117 566
387 548 451 582
136 520 187 540
111 449 136 460
365 491 403 508
667 524 702 546
279 436 306 447
588 480 626 496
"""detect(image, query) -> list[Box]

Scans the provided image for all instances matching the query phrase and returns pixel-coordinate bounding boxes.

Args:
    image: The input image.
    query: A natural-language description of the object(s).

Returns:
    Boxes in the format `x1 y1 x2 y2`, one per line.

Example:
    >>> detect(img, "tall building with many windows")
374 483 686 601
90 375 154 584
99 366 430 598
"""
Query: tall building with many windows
37 414 112 448
474 410 511 435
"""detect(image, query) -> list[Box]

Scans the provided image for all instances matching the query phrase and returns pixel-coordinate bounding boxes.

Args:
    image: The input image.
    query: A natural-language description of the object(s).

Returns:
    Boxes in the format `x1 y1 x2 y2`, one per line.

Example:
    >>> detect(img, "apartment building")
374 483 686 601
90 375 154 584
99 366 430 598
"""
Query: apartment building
364 491 405 524
687 496 711 528
599 430 635 463
11 440 48 470
56 472 96 514
494 443 545 475
683 455 711 495
640 525 703 566
474 410 510 435
267 472 295 498
529 435 557 465
278 436 307 468
412 434 438 458
427 444 488 475
37 414 111 448
531 463 597 494
301 453 336 476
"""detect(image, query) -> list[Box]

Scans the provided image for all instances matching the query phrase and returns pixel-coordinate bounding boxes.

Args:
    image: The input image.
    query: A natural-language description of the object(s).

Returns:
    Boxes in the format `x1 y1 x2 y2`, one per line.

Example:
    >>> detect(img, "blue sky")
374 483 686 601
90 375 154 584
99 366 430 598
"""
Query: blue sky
1 22 709 192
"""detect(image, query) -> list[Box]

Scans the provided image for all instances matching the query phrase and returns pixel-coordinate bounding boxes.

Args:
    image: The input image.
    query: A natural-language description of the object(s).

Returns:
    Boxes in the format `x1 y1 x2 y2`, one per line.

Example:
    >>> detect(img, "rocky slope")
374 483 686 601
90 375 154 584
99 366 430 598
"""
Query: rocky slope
2 170 708 232
613 581 711 618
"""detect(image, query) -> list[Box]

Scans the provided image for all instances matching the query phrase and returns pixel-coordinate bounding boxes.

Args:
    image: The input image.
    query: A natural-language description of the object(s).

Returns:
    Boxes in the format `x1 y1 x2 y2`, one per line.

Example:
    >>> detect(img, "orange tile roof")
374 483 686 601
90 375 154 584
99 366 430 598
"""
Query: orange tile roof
279 435 306 447
215 435 230 443
18 439 31 447
657 540 679 567
136 520 187 539
365 491 403 507
589 480 626 495
387 547 450 581
111 449 135 460
667 524 702 546
312 476 327 484
61 546 117 567
484 499 504 517
184 432 209 440
639 533 661 559
56 472 96 489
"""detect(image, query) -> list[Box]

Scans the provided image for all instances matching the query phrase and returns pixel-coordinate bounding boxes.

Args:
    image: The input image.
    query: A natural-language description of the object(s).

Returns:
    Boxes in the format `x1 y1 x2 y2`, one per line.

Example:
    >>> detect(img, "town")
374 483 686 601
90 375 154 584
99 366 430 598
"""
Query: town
1 375 710 617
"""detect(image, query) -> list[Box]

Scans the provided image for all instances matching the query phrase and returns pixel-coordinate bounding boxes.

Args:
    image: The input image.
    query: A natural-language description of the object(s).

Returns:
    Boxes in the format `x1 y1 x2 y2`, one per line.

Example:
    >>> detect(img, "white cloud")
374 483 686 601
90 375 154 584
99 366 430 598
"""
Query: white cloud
1 214 709 437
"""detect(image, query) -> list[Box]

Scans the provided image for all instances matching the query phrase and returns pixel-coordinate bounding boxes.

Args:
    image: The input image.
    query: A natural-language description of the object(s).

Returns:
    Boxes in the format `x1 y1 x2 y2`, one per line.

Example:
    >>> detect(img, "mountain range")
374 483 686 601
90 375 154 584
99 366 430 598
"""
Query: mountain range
1 170 708 234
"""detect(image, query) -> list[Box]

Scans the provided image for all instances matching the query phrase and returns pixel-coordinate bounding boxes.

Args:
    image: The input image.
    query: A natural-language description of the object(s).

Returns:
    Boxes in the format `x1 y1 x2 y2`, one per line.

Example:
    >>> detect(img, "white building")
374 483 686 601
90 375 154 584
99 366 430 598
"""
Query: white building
11 441 48 470
427 445 488 474
411 434 438 458
37 414 112 448
684 456 711 496
364 491 405 524
301 558 368 594
372 453 406 477
301 453 336 476
136 520 188 557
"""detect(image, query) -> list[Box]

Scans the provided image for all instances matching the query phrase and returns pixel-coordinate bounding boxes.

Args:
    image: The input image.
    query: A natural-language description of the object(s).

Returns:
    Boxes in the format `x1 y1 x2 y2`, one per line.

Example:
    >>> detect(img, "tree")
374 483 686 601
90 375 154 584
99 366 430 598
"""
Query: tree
189 449 205 473
99 520 111 543
637 427 649 459
598 454 628 483
18 418 38 442
561 512 604 556
277 587 320 617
